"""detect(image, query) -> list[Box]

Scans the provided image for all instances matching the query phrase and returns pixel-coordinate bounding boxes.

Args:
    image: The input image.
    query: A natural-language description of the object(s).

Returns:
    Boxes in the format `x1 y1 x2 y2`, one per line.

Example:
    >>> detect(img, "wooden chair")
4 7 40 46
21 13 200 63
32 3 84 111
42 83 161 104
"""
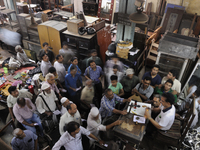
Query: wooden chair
152 99 196 150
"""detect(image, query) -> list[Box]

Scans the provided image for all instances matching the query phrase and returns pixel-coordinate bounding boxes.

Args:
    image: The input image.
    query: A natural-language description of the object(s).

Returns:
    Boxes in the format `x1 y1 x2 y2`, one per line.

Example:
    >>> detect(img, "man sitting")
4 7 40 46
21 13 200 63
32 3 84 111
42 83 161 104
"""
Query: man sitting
13 98 43 136
142 64 161 88
53 121 103 150
60 97 72 115
155 79 177 103
130 76 154 102
11 128 38 150
59 103 81 135
99 89 131 118
109 75 124 97
145 93 176 134
120 68 139 98
40 53 52 76
161 69 181 95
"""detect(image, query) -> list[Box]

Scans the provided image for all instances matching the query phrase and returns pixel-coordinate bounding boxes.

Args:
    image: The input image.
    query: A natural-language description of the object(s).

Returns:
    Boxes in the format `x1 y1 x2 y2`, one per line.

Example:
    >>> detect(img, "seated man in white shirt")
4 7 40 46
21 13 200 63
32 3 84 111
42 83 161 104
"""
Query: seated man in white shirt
59 103 81 135
60 97 72 115
161 69 181 95
52 121 103 150
145 92 176 135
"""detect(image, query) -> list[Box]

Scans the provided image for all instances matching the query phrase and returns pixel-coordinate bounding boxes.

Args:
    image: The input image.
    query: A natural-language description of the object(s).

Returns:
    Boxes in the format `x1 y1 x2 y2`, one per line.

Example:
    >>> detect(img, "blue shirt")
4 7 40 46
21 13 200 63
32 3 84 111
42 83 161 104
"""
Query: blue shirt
67 64 82 75
84 66 104 84
65 73 82 96
142 71 161 86
11 130 37 150
99 94 124 118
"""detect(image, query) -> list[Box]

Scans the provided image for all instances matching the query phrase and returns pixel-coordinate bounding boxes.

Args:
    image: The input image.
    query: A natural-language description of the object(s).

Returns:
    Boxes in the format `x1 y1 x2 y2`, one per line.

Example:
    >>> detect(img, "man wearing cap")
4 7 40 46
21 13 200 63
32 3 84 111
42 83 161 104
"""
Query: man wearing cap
60 97 72 115
59 103 81 135
120 68 140 98
35 82 61 117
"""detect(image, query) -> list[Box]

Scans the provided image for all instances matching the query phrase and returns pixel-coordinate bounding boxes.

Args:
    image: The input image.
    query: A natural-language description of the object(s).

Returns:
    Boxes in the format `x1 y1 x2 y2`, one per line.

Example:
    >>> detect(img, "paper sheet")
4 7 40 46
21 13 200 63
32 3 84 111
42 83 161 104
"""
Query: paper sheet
133 115 146 124
53 110 61 115
76 87 81 91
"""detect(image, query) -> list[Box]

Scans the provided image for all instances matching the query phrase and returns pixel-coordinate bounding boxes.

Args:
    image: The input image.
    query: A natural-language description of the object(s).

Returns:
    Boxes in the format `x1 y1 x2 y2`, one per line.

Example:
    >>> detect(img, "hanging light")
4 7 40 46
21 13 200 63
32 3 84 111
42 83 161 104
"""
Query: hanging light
129 0 149 24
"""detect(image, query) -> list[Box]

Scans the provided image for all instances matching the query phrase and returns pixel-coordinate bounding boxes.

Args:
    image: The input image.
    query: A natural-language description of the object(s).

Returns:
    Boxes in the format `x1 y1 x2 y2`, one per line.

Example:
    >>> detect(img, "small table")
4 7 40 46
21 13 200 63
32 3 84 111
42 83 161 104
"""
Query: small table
53 11 73 19
0 9 17 29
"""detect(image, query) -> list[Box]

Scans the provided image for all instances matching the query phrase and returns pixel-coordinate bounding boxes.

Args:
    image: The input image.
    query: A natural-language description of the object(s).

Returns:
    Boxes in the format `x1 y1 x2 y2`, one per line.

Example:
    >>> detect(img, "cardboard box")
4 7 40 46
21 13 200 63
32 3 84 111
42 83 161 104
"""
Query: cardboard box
116 41 133 59
67 19 84 33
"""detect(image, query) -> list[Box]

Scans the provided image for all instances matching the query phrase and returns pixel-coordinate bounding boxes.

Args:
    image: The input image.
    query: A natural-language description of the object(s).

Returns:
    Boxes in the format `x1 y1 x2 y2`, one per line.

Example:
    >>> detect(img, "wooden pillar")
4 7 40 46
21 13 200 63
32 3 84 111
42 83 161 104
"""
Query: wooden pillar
116 0 137 42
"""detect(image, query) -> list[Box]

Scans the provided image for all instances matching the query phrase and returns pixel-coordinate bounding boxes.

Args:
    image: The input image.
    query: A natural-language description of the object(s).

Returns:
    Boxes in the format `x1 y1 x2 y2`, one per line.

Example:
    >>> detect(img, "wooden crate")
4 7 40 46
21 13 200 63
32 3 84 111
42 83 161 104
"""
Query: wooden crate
67 19 84 34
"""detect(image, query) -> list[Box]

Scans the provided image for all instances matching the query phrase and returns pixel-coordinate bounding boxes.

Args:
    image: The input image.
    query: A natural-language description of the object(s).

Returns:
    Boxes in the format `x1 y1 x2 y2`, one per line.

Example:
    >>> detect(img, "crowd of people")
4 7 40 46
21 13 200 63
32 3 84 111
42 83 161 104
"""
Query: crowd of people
10 41 198 150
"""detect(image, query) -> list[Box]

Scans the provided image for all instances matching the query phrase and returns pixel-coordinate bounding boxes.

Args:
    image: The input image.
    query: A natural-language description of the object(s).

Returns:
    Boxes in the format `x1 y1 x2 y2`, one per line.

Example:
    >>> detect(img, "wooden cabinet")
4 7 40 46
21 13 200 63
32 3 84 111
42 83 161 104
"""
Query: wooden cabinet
83 2 98 16
17 4 29 14
37 20 67 56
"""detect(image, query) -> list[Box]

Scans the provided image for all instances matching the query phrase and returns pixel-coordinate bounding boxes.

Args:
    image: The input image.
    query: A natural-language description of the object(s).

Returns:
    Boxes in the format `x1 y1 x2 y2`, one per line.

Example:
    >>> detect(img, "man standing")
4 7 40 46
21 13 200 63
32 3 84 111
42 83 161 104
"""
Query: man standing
161 69 181 95
11 128 38 150
60 97 72 115
59 42 74 70
53 121 103 150
13 98 43 136
120 68 139 98
38 42 54 63
54 54 66 84
59 103 81 135
99 89 131 118
131 76 154 102
142 64 161 88
40 53 52 77
86 49 102 67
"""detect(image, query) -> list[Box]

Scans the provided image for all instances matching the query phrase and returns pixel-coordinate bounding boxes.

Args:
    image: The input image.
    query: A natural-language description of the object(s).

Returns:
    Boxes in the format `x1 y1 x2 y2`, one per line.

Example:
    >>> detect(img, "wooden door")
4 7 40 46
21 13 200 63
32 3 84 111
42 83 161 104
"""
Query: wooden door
38 25 50 49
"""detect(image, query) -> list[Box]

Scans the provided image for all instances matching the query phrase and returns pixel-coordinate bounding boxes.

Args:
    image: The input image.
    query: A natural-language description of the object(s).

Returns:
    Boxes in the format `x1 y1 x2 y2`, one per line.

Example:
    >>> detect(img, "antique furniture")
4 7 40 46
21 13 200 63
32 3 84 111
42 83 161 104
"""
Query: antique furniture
82 2 98 16
61 4 73 12
0 9 17 29
98 0 114 22
22 39 41 58
17 4 29 14
38 20 67 56
67 19 84 33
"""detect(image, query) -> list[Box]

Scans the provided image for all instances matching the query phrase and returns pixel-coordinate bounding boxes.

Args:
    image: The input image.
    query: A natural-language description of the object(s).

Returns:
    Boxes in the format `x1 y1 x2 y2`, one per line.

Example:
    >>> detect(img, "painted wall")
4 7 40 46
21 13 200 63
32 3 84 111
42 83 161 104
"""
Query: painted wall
146 0 200 15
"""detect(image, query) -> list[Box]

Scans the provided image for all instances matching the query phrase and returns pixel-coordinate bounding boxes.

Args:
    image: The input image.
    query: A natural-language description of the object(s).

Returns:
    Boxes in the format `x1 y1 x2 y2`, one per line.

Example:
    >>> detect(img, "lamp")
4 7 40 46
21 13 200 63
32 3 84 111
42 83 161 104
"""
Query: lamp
129 0 149 24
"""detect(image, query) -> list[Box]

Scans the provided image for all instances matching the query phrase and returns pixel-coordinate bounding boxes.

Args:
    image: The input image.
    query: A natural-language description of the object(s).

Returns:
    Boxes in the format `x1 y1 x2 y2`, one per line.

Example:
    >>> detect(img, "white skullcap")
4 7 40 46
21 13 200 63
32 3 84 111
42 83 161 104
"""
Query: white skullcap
41 82 50 90
61 97 68 104
126 68 134 75
90 107 99 117
15 45 22 52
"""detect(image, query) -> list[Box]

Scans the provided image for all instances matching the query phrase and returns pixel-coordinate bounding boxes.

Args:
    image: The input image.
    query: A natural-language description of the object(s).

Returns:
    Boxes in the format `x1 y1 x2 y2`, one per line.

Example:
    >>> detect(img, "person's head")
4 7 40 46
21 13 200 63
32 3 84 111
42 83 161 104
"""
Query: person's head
70 65 77 76
48 67 57 77
90 107 99 121
167 69 178 80
62 41 68 50
15 45 23 53
13 128 25 139
61 97 70 107
105 88 114 100
45 73 55 85
64 121 80 137
110 75 118 87
153 94 161 107
85 79 93 88
56 54 63 63
90 49 97 57
126 68 134 79
40 53 49 62
41 82 51 95
43 42 49 50
151 64 160 76
8 86 19 97
195 88 200 98
67 103 77 115
111 54 119 63
89 60 96 69
161 93 175 107
17 98 26 108
142 76 151 88
113 65 119 74
71 57 78 65
164 79 173 91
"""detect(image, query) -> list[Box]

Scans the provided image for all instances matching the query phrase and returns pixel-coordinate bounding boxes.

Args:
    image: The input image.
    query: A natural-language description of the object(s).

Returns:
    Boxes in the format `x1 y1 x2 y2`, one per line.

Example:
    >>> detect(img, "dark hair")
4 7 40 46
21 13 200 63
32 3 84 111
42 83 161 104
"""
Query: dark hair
71 57 78 62
62 41 68 46
113 65 119 70
48 67 56 73
63 121 80 134
66 103 72 110
104 88 112 95
152 64 160 70
169 69 178 78
42 42 48 47
56 54 61 60
110 75 118 81
88 60 95 66
40 52 46 60
8 86 17 94
70 65 76 71
111 53 118 58
162 93 175 105
17 98 26 106
154 94 161 101
90 49 97 53
166 79 173 86
143 76 152 82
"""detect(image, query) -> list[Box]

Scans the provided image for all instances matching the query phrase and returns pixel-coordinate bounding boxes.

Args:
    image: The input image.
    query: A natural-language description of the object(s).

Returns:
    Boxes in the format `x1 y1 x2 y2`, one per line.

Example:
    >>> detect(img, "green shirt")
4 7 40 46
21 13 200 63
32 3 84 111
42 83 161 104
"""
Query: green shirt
154 86 177 103
109 82 123 95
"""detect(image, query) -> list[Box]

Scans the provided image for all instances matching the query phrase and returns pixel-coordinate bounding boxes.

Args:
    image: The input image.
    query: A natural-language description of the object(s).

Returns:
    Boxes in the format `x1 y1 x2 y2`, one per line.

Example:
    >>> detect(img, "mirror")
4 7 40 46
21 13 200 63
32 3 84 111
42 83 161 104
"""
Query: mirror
98 0 114 21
